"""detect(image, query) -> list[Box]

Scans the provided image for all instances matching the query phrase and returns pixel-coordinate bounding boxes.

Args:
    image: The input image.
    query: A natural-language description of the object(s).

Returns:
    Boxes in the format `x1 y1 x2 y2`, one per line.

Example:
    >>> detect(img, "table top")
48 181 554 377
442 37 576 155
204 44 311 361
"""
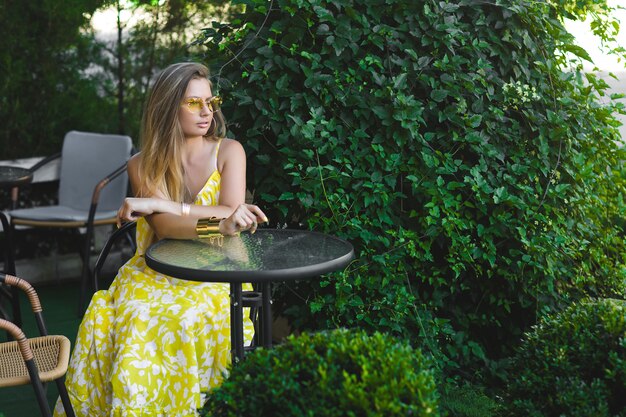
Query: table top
0 165 33 187
145 229 355 283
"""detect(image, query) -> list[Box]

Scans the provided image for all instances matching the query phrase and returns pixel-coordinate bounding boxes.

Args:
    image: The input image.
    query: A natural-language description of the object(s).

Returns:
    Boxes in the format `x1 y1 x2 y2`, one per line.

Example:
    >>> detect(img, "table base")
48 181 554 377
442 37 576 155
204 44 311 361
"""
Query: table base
229 282 273 362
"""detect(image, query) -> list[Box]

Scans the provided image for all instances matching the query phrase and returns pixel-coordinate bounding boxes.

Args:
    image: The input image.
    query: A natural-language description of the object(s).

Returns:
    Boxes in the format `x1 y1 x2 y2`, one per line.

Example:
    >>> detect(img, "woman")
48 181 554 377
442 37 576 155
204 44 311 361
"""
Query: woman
55 62 267 417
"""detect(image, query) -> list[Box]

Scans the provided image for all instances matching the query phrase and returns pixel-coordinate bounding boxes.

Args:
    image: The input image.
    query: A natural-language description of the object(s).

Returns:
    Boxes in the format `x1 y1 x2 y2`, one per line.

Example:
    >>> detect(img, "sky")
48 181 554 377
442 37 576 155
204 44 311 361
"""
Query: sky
563 2 626 140
564 1 626 73
91 2 151 41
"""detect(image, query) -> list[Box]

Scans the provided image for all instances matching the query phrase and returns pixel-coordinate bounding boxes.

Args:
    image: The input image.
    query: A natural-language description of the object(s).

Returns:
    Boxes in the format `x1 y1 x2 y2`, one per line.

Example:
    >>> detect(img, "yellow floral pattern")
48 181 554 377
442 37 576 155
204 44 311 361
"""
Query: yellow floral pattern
55 145 253 417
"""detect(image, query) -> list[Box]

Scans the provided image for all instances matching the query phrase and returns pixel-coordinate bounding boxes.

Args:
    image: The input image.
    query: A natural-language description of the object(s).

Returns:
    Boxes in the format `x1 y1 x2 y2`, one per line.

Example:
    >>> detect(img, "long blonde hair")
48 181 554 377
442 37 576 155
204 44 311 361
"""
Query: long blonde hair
138 62 226 202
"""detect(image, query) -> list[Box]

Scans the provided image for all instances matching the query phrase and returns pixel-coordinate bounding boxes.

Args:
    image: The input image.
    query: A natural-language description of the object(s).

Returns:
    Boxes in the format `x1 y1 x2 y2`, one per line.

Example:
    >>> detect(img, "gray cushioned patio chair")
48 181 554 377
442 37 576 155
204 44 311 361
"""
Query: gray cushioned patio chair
9 131 133 315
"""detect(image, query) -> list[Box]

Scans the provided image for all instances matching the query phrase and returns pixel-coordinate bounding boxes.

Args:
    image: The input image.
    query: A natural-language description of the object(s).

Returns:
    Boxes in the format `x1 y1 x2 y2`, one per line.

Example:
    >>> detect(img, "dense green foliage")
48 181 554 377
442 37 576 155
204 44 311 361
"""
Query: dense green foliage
439 383 500 417
200 329 439 417
506 298 626 416
0 0 115 158
198 0 626 373
92 0 235 141
0 0 232 158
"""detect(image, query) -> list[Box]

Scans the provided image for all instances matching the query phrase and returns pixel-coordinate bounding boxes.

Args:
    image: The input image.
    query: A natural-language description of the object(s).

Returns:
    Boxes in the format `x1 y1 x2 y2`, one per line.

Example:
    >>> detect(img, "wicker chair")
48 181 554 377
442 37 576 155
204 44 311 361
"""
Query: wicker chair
0 273 75 417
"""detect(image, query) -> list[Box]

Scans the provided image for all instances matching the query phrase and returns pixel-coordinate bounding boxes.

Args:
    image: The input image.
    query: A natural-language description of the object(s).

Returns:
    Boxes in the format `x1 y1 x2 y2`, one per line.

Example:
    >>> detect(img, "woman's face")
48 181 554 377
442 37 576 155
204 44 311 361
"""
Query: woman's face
178 78 215 139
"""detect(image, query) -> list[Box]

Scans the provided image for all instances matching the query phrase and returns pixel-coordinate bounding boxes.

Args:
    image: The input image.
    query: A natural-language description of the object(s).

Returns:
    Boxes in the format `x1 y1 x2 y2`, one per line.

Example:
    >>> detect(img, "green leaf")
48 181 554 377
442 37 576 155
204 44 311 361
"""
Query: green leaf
431 89 449 102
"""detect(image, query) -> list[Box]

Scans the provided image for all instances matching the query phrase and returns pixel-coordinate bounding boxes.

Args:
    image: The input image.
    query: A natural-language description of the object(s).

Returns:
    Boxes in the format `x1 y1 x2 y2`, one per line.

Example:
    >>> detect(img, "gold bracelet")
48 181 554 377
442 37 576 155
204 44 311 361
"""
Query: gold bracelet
196 217 222 236
196 217 223 246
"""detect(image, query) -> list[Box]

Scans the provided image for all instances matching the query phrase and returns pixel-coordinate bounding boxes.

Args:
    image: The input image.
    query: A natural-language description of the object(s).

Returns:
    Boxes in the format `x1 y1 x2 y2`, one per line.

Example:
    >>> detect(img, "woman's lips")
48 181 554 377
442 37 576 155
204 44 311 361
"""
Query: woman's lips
197 122 209 128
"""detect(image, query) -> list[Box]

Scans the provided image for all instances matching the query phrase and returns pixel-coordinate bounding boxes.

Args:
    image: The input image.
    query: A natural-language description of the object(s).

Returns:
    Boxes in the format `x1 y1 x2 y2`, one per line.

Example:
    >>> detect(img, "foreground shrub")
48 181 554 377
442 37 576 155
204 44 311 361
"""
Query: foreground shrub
506 298 626 417
200 329 439 417
439 382 501 417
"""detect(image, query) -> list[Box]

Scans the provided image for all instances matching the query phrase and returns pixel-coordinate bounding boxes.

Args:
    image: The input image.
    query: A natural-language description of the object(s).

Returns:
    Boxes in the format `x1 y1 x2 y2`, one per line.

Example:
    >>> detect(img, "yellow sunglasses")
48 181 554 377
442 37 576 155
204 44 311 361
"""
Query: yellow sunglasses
181 96 222 113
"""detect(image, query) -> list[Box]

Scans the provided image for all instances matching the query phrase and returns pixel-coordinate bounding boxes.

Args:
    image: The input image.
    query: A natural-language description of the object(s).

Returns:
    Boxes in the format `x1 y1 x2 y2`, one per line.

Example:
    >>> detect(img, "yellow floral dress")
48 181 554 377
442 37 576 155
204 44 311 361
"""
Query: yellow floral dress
54 144 254 417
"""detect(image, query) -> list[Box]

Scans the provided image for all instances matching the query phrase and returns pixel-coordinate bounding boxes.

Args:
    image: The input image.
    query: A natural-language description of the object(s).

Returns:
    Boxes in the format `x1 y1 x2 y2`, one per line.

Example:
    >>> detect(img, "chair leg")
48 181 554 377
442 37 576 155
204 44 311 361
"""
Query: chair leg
25 359 53 417
78 265 90 317
2 218 16 276
55 377 76 417
261 282 272 348
242 289 262 349
78 225 95 317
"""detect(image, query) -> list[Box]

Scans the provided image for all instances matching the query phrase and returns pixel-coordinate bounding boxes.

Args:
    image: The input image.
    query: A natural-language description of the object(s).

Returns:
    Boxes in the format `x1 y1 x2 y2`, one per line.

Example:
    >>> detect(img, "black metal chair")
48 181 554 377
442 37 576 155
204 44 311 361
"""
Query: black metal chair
93 221 137 292
0 273 76 417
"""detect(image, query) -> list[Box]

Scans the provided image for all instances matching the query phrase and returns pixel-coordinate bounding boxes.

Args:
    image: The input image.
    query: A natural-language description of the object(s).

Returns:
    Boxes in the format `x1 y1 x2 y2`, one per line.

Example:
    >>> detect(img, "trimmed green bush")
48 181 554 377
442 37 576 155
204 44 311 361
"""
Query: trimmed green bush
506 298 626 417
439 383 501 417
197 0 626 374
200 329 439 417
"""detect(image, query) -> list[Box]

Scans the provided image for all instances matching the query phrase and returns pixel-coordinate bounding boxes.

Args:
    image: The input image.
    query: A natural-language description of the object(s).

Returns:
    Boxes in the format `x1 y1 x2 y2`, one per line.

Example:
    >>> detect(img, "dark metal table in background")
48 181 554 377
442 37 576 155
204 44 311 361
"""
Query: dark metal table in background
0 165 33 185
0 165 33 210
145 229 354 361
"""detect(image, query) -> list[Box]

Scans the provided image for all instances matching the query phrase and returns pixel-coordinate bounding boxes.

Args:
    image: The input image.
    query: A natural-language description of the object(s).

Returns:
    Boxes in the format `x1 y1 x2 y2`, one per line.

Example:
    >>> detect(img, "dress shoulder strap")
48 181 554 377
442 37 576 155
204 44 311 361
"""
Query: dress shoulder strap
214 138 223 168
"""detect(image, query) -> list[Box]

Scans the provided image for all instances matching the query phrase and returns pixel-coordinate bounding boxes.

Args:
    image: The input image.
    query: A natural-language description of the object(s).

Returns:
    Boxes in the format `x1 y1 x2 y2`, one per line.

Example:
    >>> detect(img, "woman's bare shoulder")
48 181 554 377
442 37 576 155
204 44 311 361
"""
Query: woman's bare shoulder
127 152 141 175
128 152 141 166
220 138 245 153
219 138 245 160
217 138 246 170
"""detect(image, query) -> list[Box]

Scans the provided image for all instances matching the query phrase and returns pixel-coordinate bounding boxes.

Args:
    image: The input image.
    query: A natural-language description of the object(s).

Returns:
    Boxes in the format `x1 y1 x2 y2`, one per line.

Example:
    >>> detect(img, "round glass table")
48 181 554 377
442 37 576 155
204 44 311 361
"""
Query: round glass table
145 229 354 361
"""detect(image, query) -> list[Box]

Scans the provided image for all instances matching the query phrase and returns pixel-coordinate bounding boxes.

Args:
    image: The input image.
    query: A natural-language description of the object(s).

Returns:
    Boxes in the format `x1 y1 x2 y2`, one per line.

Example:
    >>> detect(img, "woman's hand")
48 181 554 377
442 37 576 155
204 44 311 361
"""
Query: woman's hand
117 197 159 227
219 204 268 235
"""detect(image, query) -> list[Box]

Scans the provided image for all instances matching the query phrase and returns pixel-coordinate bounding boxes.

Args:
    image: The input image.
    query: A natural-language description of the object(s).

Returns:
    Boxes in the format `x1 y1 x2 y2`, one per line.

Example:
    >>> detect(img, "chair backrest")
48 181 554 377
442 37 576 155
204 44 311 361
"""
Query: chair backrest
58 131 133 211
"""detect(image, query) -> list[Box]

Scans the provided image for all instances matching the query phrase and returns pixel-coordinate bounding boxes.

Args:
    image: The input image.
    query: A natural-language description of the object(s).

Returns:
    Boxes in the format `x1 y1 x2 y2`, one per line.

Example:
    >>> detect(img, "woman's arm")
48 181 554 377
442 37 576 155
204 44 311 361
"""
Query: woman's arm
117 143 266 239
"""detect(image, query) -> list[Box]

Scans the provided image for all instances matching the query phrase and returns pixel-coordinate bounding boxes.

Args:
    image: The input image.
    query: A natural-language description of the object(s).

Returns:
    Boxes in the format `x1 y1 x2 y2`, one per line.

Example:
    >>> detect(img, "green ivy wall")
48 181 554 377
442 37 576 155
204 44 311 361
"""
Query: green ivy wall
198 0 626 374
